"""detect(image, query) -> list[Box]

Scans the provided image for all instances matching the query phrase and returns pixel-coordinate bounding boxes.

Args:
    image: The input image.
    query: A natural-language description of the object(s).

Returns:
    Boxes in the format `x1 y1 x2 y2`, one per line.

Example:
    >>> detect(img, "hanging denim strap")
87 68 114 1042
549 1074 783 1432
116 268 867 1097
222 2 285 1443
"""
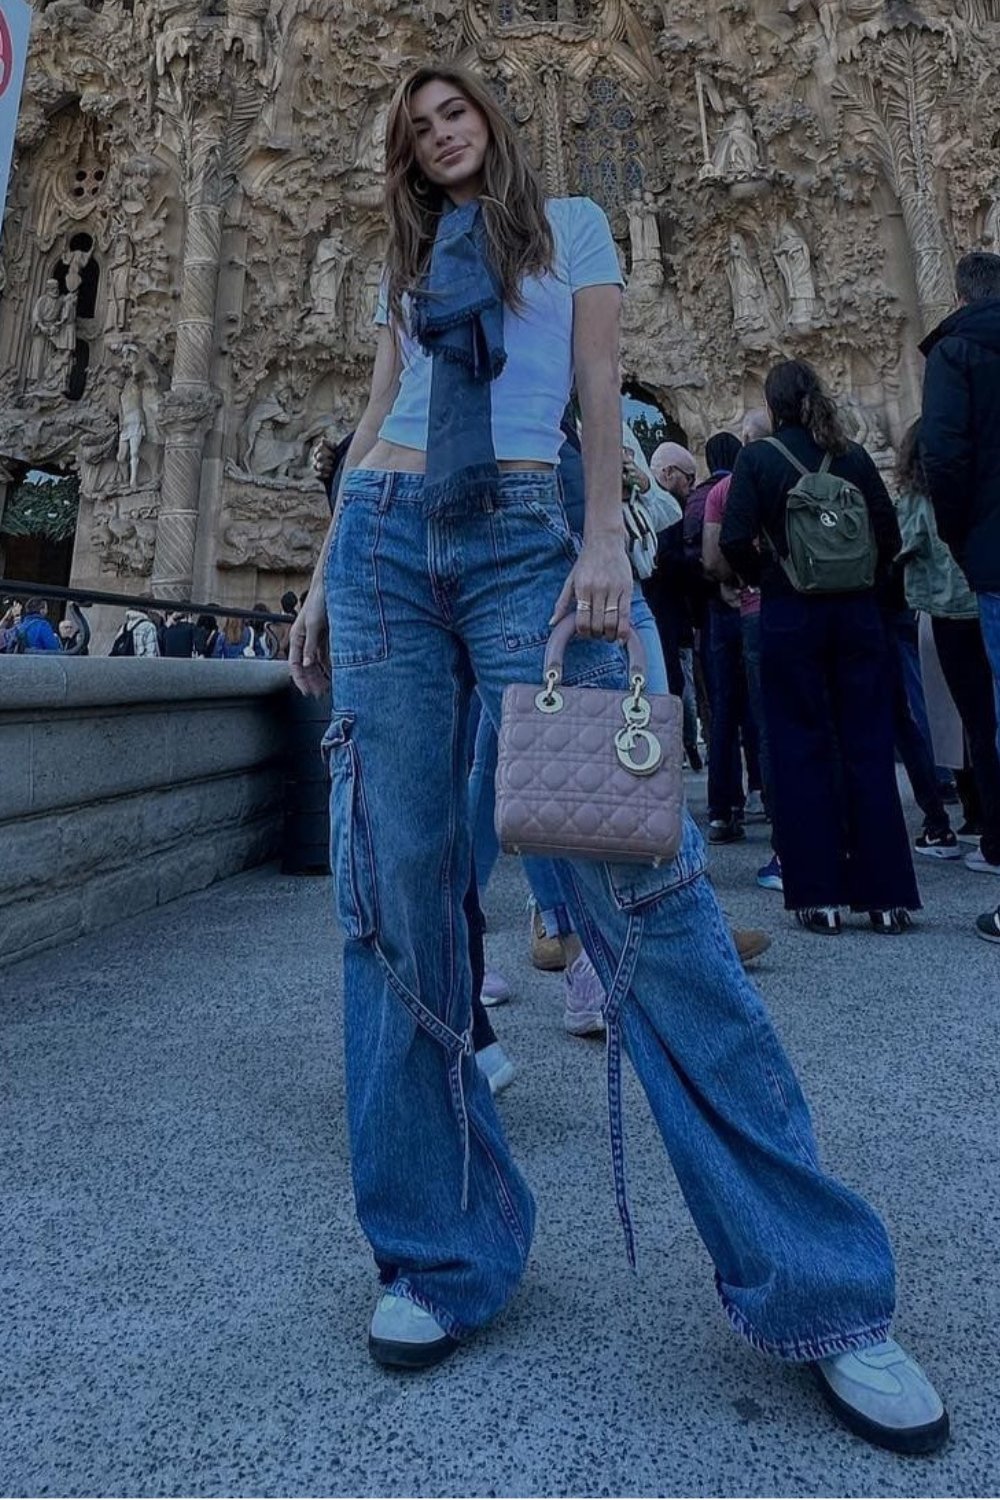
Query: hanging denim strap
600 911 646 1270
373 941 476 1211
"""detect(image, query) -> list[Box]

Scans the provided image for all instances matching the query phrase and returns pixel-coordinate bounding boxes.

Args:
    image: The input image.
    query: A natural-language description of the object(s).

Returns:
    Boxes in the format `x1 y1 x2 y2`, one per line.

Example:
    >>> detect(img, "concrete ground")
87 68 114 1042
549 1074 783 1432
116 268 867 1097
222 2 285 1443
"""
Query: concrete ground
3 777 999 1498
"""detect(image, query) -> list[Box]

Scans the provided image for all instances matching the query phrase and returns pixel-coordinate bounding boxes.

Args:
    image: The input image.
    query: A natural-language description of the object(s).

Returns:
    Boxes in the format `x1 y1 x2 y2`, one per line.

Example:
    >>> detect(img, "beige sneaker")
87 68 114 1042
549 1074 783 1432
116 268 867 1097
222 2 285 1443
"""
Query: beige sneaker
733 927 771 965
530 906 568 971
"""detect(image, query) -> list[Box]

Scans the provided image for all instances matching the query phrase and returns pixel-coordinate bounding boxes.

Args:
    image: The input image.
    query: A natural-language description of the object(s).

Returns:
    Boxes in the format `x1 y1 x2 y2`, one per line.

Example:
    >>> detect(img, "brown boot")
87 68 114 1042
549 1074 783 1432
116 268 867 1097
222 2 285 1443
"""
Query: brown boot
733 927 771 966
530 907 568 971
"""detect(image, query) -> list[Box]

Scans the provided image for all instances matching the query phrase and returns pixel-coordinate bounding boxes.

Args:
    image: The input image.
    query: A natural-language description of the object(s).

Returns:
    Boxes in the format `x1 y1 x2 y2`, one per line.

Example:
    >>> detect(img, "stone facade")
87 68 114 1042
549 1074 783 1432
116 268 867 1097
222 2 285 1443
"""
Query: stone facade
2 0 999 612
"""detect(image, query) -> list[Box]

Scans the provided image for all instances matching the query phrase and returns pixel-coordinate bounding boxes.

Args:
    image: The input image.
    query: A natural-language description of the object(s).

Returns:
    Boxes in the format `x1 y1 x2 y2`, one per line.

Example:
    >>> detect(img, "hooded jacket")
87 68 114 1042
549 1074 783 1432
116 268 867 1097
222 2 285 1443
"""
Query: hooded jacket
920 298 1000 591
122 609 159 657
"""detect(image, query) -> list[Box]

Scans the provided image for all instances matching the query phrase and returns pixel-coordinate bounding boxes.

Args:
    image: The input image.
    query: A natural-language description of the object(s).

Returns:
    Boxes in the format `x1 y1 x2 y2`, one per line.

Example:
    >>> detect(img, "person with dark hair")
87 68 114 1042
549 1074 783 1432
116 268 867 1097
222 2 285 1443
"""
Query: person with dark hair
721 359 918 936
1 597 60 653
271 591 301 660
920 250 1000 939
194 613 218 657
704 407 783 888
694 430 763 842
161 609 197 658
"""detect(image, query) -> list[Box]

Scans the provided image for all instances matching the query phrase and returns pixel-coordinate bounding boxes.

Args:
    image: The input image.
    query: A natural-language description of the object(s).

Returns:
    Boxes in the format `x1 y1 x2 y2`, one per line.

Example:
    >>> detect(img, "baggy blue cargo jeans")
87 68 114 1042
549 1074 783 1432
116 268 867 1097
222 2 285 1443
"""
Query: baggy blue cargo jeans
325 467 895 1358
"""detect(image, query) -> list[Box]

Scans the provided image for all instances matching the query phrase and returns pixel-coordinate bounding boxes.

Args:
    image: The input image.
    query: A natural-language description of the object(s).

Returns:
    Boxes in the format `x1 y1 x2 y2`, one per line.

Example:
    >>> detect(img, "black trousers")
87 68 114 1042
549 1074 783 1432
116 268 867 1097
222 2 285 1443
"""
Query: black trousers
931 615 1000 864
761 593 920 912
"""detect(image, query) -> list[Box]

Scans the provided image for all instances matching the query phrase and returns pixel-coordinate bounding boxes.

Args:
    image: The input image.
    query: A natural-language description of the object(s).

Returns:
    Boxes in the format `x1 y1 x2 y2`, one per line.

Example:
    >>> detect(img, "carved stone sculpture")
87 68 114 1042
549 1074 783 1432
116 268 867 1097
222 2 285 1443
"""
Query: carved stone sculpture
308 230 349 322
28 279 77 392
773 220 818 330
626 191 663 291
105 231 133 332
116 356 146 491
711 108 762 181
726 233 771 342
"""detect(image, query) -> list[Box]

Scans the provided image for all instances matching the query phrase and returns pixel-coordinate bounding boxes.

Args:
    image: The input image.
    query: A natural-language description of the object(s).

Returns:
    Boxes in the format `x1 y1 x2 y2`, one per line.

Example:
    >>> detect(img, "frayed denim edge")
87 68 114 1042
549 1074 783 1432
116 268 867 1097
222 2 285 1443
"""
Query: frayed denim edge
387 1277 470 1343
717 1278 891 1364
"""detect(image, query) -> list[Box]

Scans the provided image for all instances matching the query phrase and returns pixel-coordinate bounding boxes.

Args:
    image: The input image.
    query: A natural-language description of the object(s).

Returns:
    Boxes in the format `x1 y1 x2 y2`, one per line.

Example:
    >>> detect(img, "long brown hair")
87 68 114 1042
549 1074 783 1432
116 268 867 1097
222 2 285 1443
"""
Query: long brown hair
763 359 850 456
383 63 555 326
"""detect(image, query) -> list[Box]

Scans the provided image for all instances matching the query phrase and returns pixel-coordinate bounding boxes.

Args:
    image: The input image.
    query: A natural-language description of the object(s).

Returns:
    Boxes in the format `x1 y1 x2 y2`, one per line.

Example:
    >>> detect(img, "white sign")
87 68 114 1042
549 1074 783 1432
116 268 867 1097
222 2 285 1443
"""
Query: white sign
0 0 32 233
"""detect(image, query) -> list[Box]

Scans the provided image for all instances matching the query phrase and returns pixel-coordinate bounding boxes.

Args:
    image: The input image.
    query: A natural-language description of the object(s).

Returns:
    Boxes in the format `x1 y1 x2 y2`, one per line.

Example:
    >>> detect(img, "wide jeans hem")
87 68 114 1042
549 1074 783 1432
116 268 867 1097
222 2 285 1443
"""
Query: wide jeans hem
385 1277 472 1343
717 1277 891 1363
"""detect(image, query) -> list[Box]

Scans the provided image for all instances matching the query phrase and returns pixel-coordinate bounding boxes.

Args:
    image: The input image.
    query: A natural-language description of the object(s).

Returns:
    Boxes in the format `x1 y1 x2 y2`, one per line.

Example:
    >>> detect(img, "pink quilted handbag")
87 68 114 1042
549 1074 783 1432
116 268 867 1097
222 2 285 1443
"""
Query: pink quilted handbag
494 614 684 866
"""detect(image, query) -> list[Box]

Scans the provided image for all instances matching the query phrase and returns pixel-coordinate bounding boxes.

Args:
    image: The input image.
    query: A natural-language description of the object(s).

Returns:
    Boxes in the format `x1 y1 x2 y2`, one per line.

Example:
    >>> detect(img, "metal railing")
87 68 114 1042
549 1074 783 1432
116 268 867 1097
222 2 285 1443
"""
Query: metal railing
0 579 295 657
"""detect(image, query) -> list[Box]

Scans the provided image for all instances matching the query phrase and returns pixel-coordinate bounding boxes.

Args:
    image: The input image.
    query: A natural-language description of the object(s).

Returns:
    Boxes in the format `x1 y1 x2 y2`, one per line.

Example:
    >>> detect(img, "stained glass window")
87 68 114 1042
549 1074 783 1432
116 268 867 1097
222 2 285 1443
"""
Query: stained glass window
575 73 643 220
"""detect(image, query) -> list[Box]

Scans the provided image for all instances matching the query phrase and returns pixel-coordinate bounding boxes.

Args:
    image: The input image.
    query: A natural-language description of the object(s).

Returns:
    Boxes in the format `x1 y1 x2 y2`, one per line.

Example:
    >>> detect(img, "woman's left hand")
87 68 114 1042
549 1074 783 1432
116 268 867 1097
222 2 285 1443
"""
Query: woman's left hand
550 532 632 643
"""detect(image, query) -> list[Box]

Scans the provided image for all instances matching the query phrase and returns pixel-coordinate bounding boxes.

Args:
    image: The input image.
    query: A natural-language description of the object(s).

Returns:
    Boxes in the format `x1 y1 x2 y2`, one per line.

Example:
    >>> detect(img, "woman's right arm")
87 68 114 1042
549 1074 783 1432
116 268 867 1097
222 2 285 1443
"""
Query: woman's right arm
290 325 402 695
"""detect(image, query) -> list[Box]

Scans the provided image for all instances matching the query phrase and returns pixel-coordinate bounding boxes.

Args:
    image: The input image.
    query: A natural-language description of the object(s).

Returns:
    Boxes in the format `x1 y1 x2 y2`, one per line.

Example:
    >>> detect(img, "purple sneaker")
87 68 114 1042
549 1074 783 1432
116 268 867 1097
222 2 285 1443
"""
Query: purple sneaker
480 970 512 1008
563 953 606 1037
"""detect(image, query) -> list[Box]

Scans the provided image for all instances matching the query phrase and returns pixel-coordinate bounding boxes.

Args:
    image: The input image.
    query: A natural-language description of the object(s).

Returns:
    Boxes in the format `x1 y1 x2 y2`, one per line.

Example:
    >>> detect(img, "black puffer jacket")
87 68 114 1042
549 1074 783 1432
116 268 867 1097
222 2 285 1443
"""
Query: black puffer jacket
920 299 1000 591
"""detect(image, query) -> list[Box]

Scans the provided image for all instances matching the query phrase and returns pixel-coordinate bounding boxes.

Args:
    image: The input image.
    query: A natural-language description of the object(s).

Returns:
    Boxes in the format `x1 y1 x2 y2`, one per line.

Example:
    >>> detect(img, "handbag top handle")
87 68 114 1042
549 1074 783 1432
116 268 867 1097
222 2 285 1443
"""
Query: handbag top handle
543 612 648 688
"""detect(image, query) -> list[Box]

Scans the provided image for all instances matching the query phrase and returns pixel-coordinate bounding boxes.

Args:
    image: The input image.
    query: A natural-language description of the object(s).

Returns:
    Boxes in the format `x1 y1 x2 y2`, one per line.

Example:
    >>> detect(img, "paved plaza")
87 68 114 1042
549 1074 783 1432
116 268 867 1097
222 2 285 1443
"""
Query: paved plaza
3 780 999 1498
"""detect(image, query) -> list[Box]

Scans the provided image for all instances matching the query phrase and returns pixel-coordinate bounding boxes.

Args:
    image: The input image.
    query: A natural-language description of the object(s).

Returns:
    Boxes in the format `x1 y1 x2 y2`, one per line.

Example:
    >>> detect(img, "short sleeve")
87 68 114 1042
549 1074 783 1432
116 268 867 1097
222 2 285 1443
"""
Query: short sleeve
703 476 732 527
568 197 624 292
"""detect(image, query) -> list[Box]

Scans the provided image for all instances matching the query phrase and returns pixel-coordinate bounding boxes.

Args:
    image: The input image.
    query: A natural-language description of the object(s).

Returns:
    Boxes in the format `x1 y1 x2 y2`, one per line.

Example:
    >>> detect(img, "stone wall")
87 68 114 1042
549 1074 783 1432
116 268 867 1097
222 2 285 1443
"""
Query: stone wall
0 657 292 967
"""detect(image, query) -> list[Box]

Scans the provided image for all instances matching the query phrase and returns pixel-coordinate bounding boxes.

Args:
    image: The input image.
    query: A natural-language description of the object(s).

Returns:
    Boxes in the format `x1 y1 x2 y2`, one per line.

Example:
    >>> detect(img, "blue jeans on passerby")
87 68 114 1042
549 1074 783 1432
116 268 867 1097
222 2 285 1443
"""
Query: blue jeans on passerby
977 592 1000 760
740 610 770 808
705 599 760 821
325 467 895 1355
892 609 954 792
884 612 950 836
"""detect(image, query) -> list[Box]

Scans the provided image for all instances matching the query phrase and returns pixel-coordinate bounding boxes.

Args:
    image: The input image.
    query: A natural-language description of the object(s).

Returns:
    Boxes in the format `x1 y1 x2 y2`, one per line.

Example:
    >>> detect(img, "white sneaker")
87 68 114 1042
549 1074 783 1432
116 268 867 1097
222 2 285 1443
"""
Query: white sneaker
369 1293 457 1370
815 1338 948 1454
476 1041 516 1095
964 848 1000 875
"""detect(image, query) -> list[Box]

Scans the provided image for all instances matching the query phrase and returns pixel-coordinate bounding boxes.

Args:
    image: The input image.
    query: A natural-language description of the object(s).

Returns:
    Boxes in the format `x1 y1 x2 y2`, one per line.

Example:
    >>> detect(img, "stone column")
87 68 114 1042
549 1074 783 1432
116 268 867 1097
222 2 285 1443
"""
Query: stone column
151 119 225 600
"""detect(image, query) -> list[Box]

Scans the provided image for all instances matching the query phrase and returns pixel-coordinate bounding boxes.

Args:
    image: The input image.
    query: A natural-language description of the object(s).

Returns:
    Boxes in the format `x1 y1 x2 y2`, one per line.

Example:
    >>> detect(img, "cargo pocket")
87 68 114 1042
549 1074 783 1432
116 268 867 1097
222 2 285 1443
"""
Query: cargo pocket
321 714 378 940
605 810 706 912
326 497 389 668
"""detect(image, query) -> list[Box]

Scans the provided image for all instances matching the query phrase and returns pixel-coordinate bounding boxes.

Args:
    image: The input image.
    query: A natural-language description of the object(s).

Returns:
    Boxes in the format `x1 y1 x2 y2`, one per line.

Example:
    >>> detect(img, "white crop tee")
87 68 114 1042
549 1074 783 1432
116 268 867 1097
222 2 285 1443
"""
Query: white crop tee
375 196 624 465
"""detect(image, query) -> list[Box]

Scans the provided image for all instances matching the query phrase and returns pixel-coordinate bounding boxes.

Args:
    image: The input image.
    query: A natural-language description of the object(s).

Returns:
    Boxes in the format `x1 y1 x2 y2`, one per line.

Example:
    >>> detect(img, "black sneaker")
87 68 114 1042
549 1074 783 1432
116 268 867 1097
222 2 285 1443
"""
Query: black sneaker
795 906 841 935
914 829 961 860
975 907 1000 945
869 908 913 935
708 818 745 845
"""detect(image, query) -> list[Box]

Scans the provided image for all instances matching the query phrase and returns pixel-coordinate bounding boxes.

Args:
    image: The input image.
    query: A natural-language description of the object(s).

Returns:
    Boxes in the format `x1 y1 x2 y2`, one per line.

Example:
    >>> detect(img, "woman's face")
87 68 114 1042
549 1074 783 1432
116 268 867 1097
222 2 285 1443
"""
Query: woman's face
409 78 490 204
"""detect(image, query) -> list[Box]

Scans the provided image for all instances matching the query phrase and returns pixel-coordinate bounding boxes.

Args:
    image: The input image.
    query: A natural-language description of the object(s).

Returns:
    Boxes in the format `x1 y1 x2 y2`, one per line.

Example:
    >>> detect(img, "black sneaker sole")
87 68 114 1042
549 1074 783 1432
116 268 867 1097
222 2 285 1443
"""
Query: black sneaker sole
369 1332 459 1371
813 1366 950 1455
975 915 1000 945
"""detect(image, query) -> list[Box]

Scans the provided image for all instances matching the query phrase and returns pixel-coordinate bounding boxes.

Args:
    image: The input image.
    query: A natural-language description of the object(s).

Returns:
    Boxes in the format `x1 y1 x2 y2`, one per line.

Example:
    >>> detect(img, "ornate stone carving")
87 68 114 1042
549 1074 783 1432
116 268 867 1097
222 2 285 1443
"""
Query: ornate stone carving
2 0 998 602
773 220 818 330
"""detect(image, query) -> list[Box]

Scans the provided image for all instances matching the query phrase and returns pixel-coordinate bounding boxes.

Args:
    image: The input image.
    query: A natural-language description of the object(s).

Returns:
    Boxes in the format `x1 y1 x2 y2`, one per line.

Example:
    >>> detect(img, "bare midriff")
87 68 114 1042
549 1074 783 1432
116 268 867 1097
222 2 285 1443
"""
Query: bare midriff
359 439 555 473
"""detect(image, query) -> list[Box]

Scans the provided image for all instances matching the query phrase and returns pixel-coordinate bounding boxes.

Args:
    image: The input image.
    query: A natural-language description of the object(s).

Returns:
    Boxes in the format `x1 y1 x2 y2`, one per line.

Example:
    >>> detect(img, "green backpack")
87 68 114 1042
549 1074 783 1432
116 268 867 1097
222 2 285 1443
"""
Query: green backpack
765 436 877 594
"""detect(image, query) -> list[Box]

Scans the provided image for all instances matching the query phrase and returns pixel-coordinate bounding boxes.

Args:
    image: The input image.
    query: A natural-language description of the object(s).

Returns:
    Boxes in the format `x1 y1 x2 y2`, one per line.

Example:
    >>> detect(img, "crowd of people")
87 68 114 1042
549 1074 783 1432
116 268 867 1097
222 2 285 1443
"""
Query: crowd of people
0 592 302 660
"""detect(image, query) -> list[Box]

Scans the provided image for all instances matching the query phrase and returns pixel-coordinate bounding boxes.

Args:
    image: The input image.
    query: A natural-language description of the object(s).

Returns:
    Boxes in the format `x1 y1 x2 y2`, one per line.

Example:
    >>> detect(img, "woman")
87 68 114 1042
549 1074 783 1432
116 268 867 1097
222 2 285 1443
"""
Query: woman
896 420 1000 938
289 67 945 1450
722 360 920 937
212 616 256 659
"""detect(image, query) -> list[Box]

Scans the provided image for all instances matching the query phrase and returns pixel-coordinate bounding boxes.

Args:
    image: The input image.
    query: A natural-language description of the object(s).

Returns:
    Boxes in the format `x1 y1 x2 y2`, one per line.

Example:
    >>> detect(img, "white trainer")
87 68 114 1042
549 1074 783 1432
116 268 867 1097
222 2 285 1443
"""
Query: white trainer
476 1041 516 1095
964 848 1000 875
815 1338 949 1454
369 1293 457 1371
